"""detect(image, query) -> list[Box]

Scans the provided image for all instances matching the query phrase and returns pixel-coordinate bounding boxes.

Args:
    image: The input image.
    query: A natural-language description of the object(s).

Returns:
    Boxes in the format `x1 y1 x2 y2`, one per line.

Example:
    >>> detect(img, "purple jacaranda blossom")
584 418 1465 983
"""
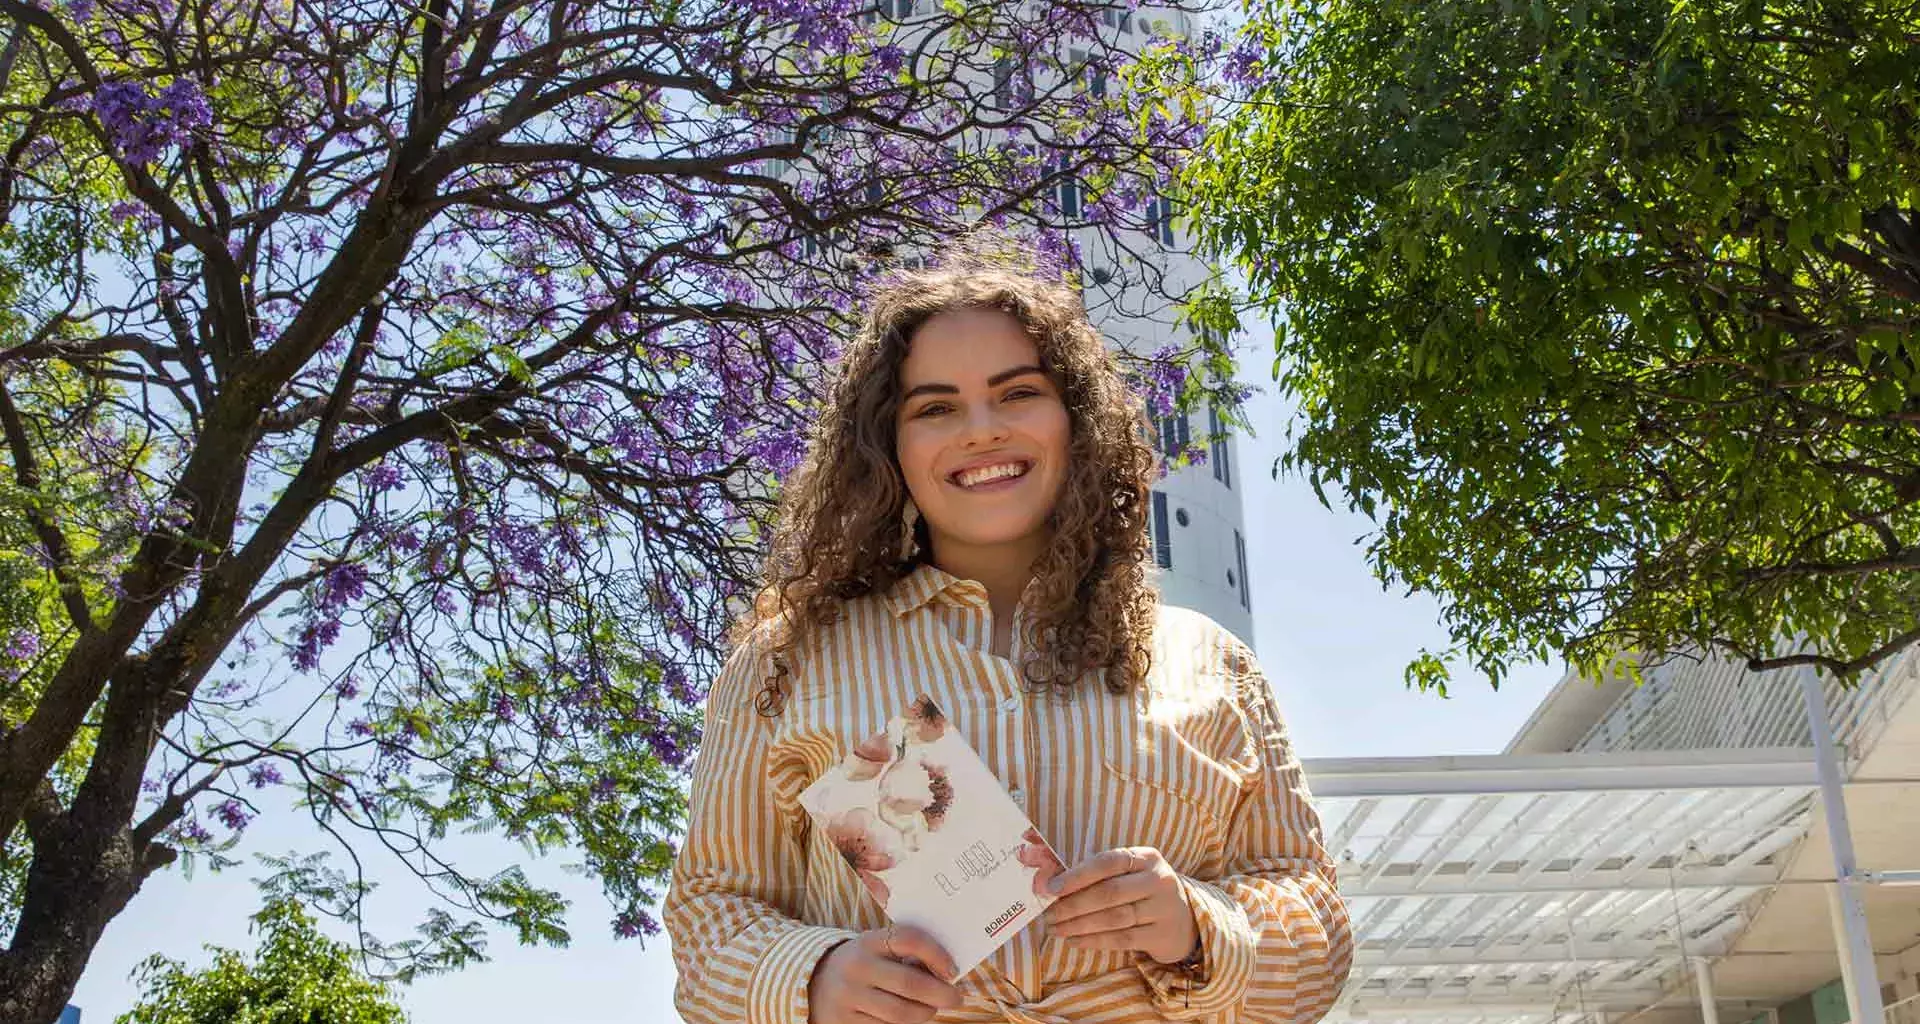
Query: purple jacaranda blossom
318 563 369 611
4 629 38 662
213 798 252 830
592 775 618 800
645 727 686 770
292 617 341 672
108 200 162 230
93 78 211 164
1223 35 1265 91
336 677 361 700
748 429 806 479
613 908 661 939
488 522 547 575
365 461 405 492
661 663 699 704
247 763 284 788
1139 344 1188 416
173 820 214 845
347 718 374 738
491 693 515 722
872 45 906 76
67 0 95 22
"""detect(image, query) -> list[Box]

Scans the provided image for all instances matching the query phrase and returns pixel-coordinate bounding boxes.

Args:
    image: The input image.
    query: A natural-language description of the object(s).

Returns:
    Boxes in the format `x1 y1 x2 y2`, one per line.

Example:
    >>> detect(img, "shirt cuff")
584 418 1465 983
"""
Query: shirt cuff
1136 875 1258 1019
747 924 862 1024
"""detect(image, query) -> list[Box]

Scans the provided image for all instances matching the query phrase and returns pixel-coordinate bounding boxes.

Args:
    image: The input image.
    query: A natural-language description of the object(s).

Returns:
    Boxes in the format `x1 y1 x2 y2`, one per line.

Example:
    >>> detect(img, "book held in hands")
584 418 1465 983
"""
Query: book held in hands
798 695 1067 977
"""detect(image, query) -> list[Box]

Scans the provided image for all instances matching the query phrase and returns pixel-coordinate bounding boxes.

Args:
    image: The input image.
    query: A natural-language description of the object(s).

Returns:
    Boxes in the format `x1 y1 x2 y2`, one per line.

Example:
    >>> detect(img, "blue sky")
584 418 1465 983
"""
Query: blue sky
69 354 1565 1023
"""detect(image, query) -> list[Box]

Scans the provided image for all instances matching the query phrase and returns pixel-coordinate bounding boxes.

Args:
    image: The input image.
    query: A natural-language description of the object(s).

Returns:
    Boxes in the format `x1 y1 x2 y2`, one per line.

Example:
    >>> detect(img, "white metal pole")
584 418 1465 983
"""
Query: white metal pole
1694 958 1722 1024
1828 884 1869 1024
1800 666 1886 1024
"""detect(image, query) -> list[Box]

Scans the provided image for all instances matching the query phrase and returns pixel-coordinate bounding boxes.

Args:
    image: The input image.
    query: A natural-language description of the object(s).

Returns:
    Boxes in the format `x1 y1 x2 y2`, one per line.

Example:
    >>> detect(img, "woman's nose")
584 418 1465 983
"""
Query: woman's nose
961 404 1011 446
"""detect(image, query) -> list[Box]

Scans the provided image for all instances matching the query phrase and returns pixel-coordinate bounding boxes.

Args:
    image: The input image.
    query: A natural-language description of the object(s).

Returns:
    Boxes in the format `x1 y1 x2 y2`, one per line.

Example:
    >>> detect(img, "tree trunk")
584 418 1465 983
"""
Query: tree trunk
0 810 168 1024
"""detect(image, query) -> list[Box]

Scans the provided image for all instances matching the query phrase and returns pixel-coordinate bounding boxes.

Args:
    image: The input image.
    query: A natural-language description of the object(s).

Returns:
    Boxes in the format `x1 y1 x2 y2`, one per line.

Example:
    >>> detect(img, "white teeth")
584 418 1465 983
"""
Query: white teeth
955 462 1028 488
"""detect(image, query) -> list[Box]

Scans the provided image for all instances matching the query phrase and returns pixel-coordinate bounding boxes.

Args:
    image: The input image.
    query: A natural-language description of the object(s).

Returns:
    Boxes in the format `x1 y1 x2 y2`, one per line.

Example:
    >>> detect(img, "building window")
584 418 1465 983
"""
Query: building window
1072 49 1108 99
1209 404 1232 489
1157 411 1190 460
1234 529 1250 610
1056 154 1082 221
1151 491 1172 568
1145 195 1177 246
885 0 915 19
992 58 1014 111
1103 4 1131 32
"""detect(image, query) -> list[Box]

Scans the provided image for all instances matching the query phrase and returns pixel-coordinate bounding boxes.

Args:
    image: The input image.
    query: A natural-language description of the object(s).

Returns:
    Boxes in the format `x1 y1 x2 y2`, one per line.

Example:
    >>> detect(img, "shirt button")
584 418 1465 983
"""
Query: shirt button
998 697 1020 714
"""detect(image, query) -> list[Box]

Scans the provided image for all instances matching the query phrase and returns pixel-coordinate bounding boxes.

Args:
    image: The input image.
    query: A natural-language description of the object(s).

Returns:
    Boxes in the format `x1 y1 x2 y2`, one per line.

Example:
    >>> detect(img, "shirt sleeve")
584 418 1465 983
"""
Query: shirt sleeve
1135 639 1355 1024
663 636 860 1024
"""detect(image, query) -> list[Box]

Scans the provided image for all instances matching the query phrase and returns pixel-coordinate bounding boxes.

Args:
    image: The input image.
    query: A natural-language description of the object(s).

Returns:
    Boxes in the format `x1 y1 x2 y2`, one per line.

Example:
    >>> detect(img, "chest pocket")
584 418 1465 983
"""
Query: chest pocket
1092 725 1252 877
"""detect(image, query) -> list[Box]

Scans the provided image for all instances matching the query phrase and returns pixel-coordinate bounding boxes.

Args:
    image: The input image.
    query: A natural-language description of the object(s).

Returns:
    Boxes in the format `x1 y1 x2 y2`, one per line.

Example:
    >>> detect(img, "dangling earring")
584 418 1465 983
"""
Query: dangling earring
900 496 921 557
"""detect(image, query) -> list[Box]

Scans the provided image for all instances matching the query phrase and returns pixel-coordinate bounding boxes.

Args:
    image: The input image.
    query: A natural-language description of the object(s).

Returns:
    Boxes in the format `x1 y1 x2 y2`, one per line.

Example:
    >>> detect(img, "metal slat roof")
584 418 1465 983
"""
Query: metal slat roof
1302 749 1823 1024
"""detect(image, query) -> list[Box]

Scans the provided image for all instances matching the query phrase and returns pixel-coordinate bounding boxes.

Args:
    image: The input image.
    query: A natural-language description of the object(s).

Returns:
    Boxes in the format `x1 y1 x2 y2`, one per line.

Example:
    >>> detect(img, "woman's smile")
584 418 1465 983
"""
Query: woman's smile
948 458 1035 491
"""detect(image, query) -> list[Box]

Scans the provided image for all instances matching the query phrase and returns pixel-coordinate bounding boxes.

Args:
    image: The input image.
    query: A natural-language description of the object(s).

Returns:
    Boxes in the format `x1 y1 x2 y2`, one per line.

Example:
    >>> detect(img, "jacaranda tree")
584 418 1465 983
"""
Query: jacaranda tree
0 0 1230 1017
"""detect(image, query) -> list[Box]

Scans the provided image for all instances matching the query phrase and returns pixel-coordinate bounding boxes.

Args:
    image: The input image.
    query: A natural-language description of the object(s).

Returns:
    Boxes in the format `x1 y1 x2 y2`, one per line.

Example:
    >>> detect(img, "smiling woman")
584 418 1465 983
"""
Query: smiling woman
663 235 1353 1024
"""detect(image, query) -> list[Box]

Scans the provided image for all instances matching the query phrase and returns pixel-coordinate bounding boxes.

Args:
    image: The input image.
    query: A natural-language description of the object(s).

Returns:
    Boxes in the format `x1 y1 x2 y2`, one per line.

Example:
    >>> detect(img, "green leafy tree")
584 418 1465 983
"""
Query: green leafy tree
1187 0 1920 690
116 898 407 1024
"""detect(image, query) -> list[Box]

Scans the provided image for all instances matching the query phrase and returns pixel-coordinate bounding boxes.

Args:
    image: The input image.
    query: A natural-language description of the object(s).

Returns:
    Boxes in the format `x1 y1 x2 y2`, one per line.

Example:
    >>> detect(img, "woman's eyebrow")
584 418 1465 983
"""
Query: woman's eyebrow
900 364 1048 402
987 364 1047 386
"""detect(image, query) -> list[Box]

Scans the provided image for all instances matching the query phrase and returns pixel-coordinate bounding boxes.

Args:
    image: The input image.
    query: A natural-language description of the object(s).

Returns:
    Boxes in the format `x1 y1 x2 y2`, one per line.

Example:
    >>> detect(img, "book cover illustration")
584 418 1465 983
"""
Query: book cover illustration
798 695 1067 976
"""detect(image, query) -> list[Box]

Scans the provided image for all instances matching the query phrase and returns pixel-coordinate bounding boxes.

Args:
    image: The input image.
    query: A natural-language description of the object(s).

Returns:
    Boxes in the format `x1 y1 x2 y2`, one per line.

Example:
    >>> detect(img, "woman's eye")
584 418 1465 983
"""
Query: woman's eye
1004 387 1043 401
915 403 951 418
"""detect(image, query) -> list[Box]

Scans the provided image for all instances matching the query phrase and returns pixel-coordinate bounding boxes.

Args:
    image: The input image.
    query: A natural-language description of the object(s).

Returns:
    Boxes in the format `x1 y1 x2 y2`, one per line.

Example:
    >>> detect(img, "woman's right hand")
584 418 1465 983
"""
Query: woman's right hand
808 925 964 1024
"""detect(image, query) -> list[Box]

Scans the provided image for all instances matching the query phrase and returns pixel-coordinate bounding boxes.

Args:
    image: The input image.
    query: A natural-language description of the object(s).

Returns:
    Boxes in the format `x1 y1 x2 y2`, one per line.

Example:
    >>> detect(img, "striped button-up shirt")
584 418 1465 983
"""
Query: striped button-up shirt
664 562 1353 1024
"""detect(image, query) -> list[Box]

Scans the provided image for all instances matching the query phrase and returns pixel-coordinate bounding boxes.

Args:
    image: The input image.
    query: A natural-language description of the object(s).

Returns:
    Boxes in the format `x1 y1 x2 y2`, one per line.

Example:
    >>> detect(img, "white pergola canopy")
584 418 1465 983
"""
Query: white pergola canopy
1303 748 1829 1024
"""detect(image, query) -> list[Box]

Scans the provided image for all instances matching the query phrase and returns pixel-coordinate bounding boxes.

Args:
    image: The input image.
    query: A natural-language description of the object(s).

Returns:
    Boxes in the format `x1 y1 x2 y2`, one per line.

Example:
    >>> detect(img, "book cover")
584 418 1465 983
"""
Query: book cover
798 695 1067 977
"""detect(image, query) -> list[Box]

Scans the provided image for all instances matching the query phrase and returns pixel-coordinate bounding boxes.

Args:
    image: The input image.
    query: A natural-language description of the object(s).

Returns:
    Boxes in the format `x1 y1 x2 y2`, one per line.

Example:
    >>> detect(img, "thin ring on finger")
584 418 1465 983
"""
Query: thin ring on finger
884 924 897 960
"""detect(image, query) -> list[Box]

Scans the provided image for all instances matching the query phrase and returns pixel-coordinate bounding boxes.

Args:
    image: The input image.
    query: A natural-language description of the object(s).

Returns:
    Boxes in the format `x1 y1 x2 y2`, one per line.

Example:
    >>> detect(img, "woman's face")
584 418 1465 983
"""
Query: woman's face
894 307 1072 561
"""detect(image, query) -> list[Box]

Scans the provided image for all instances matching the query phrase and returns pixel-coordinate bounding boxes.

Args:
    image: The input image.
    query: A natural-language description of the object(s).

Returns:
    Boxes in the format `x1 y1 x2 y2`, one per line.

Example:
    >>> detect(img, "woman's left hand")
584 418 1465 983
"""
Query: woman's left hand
1038 846 1200 964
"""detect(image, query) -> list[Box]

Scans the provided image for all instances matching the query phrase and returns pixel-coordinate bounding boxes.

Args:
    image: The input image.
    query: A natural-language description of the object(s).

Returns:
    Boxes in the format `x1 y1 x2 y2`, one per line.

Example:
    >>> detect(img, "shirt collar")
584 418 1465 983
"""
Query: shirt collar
882 561 990 617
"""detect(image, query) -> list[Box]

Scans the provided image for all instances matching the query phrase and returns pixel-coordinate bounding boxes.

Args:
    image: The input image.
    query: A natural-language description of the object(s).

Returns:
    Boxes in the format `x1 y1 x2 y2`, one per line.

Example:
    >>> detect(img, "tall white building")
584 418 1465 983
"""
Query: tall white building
1142 395 1254 647
1006 2 1254 647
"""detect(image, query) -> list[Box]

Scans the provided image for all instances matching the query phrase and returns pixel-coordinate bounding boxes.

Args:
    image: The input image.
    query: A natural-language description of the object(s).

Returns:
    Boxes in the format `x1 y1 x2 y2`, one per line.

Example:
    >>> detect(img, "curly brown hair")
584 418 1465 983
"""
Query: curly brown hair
733 238 1162 716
